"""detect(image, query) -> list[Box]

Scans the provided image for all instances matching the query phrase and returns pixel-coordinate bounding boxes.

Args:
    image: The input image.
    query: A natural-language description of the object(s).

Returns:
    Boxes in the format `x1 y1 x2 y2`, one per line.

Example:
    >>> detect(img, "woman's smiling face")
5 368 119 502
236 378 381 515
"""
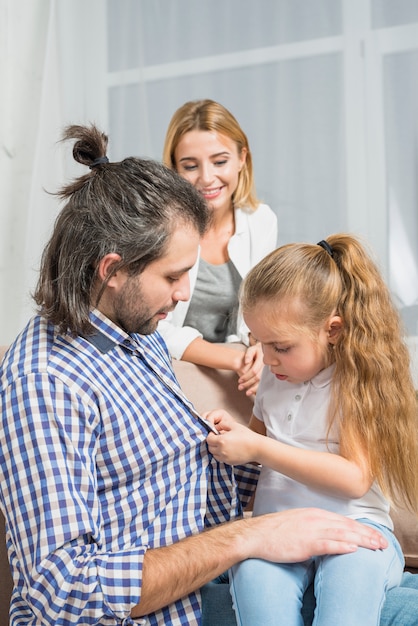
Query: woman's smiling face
174 129 246 213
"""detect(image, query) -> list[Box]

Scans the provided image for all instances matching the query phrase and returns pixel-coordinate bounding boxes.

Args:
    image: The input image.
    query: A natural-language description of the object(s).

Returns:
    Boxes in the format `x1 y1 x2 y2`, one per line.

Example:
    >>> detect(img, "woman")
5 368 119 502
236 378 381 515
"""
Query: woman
159 99 278 405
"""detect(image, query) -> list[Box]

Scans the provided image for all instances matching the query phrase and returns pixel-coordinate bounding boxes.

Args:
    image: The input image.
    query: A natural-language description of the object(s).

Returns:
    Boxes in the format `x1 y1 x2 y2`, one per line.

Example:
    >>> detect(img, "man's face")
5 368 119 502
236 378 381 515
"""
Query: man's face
104 224 200 335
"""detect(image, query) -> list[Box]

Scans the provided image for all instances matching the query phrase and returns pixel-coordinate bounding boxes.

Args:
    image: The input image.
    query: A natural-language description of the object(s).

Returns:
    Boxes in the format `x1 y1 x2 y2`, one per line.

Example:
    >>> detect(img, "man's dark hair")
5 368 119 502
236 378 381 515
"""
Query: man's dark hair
34 124 209 335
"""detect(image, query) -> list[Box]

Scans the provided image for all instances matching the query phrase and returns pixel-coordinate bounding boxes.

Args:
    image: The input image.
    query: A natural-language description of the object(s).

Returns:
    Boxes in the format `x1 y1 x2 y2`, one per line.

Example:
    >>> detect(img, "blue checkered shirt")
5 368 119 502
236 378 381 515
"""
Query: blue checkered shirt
0 310 258 625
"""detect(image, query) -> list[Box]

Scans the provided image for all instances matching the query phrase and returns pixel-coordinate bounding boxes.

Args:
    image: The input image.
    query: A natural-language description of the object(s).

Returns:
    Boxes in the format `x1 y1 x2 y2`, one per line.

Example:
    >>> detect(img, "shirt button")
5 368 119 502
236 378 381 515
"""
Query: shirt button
295 394 301 401
287 413 292 421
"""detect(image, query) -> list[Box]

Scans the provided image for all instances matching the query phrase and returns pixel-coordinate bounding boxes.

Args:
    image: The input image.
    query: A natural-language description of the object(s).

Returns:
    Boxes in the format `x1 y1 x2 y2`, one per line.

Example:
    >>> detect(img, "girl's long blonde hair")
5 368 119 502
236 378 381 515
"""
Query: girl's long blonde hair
241 233 418 512
163 99 259 211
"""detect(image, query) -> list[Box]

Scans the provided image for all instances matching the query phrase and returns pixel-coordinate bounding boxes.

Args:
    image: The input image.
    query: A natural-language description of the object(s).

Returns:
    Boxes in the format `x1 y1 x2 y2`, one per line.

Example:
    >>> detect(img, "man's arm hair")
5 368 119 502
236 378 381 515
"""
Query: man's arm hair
131 508 388 617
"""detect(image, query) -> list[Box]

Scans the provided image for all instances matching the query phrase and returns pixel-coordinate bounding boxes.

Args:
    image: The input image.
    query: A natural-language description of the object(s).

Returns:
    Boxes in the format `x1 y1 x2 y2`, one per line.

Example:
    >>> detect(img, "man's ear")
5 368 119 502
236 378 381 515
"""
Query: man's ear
327 315 343 345
97 253 123 286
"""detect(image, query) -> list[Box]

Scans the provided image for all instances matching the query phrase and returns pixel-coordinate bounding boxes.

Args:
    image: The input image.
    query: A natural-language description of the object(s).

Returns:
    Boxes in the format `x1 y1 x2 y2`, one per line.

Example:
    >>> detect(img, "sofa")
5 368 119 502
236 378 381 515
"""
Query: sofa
0 346 416 625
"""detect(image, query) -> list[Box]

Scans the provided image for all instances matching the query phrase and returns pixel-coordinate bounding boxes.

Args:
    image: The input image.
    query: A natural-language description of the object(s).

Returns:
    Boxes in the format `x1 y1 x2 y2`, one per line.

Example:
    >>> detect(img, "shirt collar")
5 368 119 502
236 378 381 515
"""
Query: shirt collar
309 363 335 389
233 206 247 235
88 308 138 353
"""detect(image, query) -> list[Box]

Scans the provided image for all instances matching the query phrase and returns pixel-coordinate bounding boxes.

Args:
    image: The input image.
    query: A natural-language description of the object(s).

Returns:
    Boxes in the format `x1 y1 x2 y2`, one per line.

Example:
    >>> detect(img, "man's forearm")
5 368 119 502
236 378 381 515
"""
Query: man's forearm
131 518 247 617
131 508 388 617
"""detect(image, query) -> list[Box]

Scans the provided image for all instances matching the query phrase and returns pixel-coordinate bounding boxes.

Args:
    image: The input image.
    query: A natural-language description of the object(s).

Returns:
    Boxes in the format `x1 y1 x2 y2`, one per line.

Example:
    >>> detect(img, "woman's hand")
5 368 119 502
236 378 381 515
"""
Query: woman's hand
236 343 264 396
181 339 263 396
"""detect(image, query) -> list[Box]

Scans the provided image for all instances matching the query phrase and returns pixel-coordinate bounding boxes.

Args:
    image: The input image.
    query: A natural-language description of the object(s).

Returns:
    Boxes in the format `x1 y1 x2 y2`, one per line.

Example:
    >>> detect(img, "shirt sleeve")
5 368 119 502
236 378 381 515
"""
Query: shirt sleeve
0 372 144 623
158 318 203 360
252 365 269 423
234 204 278 345
233 463 260 508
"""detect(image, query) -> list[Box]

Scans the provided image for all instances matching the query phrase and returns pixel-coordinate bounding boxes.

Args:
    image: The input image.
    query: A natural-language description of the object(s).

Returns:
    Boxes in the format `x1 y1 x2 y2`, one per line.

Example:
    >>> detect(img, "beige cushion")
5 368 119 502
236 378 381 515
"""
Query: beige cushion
391 505 418 569
172 357 254 426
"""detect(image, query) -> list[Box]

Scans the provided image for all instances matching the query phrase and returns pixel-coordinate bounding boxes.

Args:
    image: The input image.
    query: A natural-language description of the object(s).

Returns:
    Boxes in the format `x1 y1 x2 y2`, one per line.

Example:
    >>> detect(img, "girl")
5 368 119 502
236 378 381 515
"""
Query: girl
159 99 278 399
207 234 418 625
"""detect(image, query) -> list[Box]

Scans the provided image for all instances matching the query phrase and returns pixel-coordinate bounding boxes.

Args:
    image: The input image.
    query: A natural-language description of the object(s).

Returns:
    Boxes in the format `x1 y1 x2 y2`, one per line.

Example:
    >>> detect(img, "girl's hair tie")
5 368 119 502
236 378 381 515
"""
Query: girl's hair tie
317 239 334 258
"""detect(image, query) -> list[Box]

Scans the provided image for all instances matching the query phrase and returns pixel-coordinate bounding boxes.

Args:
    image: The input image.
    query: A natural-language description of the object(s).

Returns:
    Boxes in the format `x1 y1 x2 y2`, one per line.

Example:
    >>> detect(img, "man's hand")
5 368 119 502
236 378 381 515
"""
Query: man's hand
241 508 389 563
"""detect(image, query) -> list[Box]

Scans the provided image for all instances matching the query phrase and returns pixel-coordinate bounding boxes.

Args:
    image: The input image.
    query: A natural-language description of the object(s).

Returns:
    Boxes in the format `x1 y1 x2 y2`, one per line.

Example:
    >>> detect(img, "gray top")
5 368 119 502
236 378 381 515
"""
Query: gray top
183 258 242 343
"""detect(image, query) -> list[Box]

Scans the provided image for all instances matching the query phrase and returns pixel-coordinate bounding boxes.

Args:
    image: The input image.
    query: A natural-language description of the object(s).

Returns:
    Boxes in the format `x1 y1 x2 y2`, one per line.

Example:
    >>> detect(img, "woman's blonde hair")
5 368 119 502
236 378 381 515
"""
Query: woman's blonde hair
241 233 418 512
163 99 259 211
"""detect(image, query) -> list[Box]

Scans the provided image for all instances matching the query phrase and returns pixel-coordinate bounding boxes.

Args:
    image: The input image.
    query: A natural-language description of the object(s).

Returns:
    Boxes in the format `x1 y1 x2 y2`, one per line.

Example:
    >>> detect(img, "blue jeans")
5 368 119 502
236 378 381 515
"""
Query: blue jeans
201 572 418 625
227 521 403 626
202 525 417 625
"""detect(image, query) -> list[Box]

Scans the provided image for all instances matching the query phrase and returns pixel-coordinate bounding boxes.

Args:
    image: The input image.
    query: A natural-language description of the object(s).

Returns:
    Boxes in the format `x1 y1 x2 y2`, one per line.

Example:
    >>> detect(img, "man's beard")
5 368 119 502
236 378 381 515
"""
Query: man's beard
112 276 165 335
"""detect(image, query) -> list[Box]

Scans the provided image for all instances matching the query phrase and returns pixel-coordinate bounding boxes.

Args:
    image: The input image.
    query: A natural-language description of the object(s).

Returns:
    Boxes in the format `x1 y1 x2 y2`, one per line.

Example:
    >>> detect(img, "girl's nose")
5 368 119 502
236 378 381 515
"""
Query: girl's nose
262 345 279 366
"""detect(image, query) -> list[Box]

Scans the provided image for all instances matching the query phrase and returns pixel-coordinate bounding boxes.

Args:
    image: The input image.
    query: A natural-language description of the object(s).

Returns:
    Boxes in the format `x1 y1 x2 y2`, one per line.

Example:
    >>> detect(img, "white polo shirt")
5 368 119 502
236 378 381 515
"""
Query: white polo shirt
252 364 392 528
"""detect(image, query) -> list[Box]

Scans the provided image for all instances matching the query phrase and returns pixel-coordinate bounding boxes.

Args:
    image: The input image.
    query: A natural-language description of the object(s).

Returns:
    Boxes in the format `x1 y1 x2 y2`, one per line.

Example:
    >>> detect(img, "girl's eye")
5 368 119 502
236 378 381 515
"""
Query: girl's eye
182 164 197 171
214 159 227 167
274 346 290 354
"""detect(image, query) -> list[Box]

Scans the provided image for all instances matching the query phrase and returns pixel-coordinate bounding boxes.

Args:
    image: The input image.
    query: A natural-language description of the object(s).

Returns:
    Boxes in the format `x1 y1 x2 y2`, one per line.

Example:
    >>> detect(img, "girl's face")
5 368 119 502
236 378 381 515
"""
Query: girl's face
244 303 340 384
174 129 247 214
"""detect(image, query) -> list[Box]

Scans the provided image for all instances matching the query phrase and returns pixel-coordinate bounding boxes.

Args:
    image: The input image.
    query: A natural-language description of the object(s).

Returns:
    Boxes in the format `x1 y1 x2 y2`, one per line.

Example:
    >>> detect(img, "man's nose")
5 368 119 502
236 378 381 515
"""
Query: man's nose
173 274 190 303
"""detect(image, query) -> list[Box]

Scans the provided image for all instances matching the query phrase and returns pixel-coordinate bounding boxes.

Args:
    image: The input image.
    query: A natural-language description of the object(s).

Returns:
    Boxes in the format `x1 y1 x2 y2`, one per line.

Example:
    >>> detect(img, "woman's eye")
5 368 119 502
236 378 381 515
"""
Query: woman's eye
183 164 197 171
214 160 227 166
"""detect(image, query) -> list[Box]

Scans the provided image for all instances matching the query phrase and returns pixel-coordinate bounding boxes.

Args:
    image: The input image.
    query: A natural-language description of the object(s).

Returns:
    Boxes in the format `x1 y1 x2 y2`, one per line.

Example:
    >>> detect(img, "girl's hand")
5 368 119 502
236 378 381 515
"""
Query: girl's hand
237 343 264 396
204 409 235 433
205 410 260 465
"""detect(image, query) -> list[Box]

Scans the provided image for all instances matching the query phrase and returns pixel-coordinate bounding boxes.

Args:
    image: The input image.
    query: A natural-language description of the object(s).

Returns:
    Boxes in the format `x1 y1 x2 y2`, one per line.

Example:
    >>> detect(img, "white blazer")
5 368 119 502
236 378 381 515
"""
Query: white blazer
158 203 278 359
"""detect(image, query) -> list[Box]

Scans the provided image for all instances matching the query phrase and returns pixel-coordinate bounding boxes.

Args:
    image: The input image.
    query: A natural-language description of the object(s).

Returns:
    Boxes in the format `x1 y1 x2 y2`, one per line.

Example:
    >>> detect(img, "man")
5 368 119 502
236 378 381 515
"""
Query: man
0 125 416 624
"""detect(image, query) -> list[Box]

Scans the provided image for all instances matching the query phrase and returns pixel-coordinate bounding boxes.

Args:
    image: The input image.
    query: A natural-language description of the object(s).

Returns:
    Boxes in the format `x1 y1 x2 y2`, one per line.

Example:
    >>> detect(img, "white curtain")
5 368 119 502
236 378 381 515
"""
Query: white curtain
0 0 58 341
1 0 418 365
0 0 105 343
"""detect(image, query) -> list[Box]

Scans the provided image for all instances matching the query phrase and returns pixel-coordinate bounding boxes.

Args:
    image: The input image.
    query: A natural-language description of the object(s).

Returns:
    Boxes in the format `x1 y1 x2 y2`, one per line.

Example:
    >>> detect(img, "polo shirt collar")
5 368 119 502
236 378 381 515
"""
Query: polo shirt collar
309 363 335 388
